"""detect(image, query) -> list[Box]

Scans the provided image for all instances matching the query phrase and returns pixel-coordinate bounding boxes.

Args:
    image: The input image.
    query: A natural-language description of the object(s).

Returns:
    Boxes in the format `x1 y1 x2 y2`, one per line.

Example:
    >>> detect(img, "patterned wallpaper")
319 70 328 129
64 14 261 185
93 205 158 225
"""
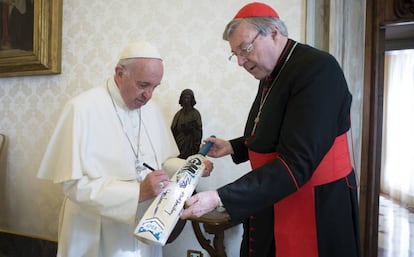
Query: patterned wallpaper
0 1 305 256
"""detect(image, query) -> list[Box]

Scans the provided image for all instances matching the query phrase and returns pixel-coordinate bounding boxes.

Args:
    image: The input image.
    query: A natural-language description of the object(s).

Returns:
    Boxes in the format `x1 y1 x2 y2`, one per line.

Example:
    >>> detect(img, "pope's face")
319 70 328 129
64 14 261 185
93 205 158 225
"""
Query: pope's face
228 20 281 80
116 58 163 110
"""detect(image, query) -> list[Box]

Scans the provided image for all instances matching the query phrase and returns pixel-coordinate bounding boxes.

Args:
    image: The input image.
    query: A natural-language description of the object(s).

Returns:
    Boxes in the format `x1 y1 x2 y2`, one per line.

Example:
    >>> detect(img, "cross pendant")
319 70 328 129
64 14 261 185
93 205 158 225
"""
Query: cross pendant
135 159 146 173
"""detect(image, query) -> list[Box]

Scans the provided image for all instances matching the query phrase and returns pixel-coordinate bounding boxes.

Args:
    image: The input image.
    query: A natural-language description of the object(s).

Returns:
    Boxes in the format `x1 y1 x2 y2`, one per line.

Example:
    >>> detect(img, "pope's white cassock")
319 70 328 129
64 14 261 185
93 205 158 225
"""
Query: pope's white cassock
38 77 183 257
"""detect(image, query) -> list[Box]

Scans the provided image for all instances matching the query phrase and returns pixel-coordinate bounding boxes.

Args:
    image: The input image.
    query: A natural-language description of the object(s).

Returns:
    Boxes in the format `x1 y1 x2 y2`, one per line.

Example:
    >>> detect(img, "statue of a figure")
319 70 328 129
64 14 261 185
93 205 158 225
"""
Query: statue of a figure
171 89 202 159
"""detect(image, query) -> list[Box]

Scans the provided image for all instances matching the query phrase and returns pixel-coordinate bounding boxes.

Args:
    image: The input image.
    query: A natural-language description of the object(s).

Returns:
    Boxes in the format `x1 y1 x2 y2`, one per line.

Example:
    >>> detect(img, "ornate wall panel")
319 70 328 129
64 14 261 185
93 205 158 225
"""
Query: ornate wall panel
384 0 414 23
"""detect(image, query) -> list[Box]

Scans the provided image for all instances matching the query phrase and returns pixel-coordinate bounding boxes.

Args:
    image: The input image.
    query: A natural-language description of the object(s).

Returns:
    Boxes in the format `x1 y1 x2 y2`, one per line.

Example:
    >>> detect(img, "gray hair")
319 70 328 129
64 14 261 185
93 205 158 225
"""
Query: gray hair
222 17 288 41
116 58 136 76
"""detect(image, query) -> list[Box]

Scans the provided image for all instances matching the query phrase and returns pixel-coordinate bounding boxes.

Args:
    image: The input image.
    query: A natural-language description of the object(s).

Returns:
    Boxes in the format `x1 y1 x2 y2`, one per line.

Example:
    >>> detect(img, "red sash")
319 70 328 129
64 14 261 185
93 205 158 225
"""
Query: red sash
248 133 352 257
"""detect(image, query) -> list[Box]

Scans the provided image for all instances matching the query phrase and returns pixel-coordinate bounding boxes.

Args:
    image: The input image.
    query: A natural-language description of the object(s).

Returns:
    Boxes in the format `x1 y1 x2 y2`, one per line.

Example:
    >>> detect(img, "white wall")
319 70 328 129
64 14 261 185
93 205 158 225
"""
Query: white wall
0 1 305 256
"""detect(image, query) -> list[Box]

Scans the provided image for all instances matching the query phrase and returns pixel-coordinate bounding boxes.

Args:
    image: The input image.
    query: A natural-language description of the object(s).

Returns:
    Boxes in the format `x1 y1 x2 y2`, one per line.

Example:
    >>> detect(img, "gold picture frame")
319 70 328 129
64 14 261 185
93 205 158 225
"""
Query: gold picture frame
0 0 62 77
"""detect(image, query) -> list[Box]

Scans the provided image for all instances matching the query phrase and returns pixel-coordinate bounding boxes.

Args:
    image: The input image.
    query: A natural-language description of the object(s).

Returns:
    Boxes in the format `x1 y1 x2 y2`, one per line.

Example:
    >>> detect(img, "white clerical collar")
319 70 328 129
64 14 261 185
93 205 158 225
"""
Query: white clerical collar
107 77 129 111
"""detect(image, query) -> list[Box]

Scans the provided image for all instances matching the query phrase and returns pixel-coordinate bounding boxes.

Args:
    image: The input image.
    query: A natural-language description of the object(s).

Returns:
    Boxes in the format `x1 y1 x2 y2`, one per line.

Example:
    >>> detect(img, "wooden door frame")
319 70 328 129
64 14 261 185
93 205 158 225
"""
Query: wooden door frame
360 1 384 256
361 0 414 256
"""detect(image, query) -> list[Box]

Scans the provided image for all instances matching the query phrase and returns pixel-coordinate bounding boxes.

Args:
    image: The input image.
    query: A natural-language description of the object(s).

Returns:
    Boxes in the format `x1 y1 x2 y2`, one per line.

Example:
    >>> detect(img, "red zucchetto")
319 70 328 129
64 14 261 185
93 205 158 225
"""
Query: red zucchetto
234 2 279 19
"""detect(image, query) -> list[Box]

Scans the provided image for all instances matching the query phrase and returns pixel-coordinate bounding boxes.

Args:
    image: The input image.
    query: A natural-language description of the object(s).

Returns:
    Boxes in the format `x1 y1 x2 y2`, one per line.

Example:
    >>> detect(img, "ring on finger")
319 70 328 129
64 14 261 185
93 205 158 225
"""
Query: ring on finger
159 181 165 189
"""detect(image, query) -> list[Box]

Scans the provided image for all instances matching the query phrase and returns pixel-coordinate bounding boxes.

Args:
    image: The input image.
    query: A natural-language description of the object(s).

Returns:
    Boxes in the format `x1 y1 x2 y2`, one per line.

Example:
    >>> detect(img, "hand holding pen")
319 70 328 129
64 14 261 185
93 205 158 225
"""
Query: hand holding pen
138 162 169 202
143 162 168 190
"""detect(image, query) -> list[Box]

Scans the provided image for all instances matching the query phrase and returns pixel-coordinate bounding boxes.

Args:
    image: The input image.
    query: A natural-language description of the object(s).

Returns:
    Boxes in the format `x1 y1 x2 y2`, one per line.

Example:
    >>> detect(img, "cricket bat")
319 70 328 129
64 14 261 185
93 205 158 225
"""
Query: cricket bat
134 136 215 245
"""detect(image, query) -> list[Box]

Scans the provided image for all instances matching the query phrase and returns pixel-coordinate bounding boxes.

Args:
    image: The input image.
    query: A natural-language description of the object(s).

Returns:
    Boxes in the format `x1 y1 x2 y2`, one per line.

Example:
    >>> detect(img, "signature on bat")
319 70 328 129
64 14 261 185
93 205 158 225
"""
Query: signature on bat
152 189 170 216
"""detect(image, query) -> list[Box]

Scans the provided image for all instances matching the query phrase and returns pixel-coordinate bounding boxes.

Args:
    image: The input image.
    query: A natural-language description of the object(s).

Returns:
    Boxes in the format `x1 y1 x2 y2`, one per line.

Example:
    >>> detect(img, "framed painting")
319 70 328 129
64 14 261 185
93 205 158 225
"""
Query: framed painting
0 0 62 77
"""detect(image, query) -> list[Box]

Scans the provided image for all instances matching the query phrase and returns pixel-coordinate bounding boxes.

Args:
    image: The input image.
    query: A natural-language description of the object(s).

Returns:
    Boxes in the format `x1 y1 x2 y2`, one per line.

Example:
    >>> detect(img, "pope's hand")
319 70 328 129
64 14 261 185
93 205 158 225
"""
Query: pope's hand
139 170 169 202
181 191 220 219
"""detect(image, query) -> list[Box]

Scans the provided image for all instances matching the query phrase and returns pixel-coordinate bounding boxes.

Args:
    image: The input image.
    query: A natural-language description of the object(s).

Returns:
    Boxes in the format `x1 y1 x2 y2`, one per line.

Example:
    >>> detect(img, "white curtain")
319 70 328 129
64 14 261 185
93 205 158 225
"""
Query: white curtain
381 49 414 205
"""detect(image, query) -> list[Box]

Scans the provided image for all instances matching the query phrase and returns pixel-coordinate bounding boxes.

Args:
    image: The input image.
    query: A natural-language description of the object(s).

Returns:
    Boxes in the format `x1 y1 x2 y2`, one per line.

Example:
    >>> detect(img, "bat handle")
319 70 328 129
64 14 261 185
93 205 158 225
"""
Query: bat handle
198 135 216 156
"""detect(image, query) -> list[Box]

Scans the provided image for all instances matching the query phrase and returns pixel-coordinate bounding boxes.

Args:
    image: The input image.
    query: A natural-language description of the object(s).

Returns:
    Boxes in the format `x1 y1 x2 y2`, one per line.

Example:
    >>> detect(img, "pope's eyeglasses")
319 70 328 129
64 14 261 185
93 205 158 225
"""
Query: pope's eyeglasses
228 32 261 61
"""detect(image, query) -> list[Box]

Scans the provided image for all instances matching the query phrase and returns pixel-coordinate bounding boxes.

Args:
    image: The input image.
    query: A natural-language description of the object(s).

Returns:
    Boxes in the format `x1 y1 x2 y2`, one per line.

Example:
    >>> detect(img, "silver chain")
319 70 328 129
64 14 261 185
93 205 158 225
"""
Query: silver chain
106 80 146 175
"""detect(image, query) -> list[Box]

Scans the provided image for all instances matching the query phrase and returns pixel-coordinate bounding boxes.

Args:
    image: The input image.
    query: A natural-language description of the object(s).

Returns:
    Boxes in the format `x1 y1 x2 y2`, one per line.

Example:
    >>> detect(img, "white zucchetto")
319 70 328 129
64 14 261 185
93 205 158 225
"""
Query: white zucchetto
119 40 162 60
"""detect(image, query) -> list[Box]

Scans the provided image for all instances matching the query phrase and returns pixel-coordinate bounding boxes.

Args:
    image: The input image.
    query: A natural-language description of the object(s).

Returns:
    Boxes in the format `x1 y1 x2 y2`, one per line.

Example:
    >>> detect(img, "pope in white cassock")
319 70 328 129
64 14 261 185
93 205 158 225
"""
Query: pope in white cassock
38 41 212 257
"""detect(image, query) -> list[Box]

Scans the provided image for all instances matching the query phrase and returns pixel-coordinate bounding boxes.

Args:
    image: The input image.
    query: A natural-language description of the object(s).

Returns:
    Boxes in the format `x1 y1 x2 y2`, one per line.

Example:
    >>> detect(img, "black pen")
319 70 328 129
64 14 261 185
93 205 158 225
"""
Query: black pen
143 162 155 171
